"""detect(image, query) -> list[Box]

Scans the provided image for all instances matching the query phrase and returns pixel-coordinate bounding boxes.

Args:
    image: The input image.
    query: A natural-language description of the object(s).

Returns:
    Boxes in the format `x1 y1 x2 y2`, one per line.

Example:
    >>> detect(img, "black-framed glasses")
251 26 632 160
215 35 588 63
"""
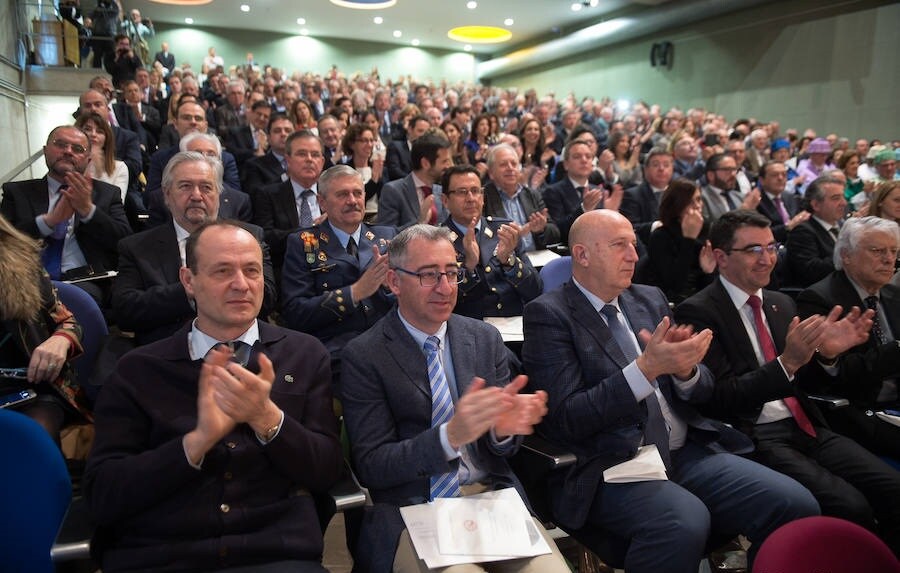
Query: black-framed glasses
447 187 483 197
50 139 87 154
728 242 780 256
393 267 465 286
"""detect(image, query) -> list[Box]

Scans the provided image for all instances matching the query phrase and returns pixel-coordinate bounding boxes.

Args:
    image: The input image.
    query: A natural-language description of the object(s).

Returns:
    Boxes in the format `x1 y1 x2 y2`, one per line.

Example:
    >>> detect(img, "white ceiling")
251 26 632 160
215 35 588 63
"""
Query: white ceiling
129 0 646 54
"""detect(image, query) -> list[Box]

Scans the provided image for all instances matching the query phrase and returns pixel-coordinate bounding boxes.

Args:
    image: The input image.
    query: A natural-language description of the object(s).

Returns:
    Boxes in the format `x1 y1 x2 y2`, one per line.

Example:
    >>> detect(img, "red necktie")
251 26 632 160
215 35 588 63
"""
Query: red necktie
421 185 437 225
747 295 817 437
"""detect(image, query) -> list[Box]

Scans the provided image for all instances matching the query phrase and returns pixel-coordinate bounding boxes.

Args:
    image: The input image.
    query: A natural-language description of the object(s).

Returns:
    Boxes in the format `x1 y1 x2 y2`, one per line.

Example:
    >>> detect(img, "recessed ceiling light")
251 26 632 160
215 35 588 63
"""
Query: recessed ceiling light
329 0 397 9
300 28 310 36
571 2 582 11
448 25 513 44
240 4 250 12
297 17 306 25
464 45 472 52
373 16 383 24
504 18 514 26
392 30 402 38
411 39 420 46
466 1 477 9
184 17 194 24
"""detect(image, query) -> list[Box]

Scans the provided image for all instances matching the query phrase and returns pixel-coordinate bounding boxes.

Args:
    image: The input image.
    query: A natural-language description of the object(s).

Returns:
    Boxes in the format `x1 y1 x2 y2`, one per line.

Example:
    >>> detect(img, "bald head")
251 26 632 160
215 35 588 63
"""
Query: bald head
570 210 639 302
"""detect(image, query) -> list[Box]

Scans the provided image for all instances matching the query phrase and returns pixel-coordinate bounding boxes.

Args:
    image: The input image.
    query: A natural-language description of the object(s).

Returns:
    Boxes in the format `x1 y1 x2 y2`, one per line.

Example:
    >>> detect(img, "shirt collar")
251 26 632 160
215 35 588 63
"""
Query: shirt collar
572 276 620 309
188 319 260 361
291 180 317 200
811 215 838 232
568 177 588 189
450 217 481 237
328 221 361 249
172 219 191 244
398 310 448 351
499 184 523 201
719 275 762 312
411 171 430 190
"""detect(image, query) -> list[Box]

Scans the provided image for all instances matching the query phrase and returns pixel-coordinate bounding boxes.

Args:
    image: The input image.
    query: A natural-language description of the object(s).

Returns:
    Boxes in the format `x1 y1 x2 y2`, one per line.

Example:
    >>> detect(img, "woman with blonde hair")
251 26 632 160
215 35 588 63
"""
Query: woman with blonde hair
74 113 129 202
0 214 90 443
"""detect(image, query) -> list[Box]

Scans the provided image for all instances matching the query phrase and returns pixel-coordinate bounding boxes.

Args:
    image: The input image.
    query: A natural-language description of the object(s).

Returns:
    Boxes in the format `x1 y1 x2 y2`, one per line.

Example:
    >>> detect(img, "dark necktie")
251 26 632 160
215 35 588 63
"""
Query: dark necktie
575 186 585 201
721 189 737 210
346 236 358 260
747 295 816 437
210 340 252 367
42 188 70 280
865 296 888 345
600 304 671 467
829 227 839 241
299 189 314 228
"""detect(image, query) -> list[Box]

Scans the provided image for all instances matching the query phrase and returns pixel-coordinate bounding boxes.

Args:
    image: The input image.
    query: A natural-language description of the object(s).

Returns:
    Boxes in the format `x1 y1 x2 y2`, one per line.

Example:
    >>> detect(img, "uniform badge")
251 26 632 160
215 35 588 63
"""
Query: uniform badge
284 374 294 383
319 231 329 243
306 253 315 264
484 226 493 238
318 251 328 262
365 231 375 241
300 231 318 253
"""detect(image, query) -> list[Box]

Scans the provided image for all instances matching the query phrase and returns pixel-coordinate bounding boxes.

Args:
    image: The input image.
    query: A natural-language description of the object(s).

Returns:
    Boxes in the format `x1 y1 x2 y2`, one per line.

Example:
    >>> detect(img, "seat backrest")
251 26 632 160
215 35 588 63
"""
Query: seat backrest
0 410 72 573
753 516 900 573
539 256 572 293
52 281 108 392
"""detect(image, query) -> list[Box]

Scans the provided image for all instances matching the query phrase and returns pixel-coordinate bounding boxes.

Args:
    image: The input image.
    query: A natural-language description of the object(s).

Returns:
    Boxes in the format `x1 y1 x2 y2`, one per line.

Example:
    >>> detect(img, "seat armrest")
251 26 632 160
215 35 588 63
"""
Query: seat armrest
521 434 577 469
807 394 850 409
330 461 367 512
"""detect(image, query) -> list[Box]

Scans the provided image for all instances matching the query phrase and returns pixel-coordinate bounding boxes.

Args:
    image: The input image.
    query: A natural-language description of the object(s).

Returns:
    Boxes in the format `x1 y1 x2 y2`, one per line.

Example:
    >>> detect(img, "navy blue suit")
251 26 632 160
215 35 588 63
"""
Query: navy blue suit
786 220 836 288
523 282 819 573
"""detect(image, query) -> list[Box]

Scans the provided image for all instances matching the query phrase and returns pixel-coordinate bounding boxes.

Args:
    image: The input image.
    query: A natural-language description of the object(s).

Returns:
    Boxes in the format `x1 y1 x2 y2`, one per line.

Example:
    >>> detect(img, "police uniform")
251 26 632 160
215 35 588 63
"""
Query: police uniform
442 215 542 319
280 222 396 358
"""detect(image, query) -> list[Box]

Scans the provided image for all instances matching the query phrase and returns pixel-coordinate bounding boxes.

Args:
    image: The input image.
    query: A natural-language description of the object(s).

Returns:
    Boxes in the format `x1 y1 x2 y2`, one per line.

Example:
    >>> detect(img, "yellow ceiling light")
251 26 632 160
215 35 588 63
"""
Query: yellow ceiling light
447 25 512 44
148 0 213 5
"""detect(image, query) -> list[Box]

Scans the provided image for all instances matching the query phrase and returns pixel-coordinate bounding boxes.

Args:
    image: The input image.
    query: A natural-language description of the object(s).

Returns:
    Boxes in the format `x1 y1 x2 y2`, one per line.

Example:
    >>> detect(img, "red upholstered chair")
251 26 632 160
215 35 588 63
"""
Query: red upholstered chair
753 516 900 573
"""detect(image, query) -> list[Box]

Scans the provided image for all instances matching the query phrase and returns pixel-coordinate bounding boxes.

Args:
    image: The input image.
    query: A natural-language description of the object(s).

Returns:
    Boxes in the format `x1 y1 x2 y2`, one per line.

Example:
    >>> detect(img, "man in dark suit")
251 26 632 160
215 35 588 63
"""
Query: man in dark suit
253 131 325 270
119 80 159 150
676 210 900 556
378 132 451 229
340 224 568 573
786 175 847 287
544 140 622 245
317 115 342 169
384 115 429 181
756 160 808 243
620 147 675 246
1 125 132 302
103 35 143 89
280 165 395 382
483 144 559 251
214 79 247 133
440 165 542 320
797 216 900 459
152 42 175 74
522 209 819 573
86 220 342 572
241 113 294 197
113 151 276 346
223 100 272 168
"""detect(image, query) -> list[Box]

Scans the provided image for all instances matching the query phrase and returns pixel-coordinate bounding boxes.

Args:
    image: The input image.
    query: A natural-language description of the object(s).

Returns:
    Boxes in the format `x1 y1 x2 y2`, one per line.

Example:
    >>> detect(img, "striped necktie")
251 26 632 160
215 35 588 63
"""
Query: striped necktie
424 336 461 500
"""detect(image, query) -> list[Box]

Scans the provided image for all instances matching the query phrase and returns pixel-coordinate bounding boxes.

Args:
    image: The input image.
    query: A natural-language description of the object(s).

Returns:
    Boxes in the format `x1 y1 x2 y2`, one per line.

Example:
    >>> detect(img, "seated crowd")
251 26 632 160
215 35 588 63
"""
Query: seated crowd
2 39 900 572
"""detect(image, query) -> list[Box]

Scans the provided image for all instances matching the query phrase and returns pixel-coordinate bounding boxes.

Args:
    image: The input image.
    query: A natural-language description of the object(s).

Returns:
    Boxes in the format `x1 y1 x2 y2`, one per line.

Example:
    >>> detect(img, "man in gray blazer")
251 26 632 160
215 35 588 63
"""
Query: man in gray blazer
700 153 755 224
340 225 568 573
377 132 451 229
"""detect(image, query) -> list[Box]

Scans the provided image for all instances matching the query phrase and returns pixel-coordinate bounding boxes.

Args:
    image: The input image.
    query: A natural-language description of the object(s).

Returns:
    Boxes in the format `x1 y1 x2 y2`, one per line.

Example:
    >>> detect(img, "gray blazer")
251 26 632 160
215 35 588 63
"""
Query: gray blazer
376 174 446 229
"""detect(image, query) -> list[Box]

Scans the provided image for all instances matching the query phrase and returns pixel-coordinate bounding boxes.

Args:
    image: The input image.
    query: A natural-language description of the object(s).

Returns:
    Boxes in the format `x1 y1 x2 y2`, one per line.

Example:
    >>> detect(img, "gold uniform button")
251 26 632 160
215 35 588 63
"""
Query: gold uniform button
517 272 522 278
322 282 329 288
336 296 344 303
220 504 230 513
339 305 346 312
497 303 503 310
224 472 233 480
491 287 498 292
226 442 237 449
485 266 492 273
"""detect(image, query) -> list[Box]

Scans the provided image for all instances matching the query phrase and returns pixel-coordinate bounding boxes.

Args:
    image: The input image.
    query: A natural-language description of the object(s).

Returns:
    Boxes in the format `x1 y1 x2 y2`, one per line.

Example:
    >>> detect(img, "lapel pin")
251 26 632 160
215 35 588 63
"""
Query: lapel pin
365 230 375 241
284 374 294 383
484 227 494 238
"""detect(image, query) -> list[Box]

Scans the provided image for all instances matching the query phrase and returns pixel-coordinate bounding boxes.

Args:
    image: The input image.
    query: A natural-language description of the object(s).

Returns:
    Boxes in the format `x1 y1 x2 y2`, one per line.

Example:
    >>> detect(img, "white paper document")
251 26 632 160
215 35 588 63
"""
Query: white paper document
525 249 561 269
484 315 524 343
603 444 669 483
399 487 552 569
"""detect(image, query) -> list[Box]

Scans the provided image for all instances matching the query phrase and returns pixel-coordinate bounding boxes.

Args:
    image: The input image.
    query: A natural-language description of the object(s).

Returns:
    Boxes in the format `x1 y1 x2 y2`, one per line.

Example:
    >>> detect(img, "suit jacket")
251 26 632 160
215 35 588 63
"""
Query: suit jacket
111 102 142 136
146 184 251 229
214 103 245 133
0 177 132 273
252 180 304 268
522 282 752 529
443 215 542 319
797 270 900 405
84 321 342 572
146 144 241 196
384 140 412 182
113 126 143 185
757 192 800 243
674 280 828 431
543 177 615 246
786 219 836 288
377 174 446 230
280 222 396 355
482 181 560 250
620 181 662 246
112 222 276 345
223 124 260 166
241 151 285 197
153 51 175 72
700 184 743 223
137 104 162 149
340 310 526 569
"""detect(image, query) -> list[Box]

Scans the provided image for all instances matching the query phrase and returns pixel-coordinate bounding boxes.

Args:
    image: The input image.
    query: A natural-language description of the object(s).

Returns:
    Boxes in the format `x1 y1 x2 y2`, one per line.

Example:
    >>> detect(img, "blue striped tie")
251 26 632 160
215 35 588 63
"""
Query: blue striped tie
424 336 461 500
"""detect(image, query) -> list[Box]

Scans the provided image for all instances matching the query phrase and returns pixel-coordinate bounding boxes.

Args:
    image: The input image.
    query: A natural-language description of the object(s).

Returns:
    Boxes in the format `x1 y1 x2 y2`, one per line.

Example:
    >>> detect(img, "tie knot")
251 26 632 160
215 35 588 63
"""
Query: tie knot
599 304 619 320
424 336 441 353
421 185 433 197
211 340 251 366
301 189 314 198
865 296 879 311
747 295 762 311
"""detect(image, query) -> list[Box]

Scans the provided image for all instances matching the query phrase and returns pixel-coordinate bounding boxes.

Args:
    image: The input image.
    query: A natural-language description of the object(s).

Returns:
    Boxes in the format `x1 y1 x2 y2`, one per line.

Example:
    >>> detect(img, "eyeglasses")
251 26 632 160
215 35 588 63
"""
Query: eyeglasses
728 242 780 256
448 187 484 197
393 267 466 286
50 139 87 154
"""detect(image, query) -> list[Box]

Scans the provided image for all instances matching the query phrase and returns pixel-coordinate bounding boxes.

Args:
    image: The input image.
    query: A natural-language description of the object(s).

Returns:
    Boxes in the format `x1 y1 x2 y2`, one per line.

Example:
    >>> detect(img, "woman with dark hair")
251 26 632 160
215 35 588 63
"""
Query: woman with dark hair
291 98 317 132
640 178 716 303
440 119 468 166
609 130 643 188
341 123 384 219
0 213 90 443
75 113 129 202
465 113 492 167
518 117 556 170
838 150 873 210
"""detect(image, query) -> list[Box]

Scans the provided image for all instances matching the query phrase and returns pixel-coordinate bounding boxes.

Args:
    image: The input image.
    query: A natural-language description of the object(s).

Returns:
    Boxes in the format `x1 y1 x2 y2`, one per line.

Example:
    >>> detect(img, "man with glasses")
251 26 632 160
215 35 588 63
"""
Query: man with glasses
241 113 295 197
675 210 900 556
340 224 569 573
785 175 848 288
700 153 757 224
1 125 131 302
440 165 541 319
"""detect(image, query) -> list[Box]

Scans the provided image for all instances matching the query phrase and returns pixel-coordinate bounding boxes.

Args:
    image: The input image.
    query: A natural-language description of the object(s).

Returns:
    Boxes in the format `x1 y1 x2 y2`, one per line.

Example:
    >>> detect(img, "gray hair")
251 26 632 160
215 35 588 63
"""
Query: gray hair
388 224 453 269
486 143 519 170
804 175 845 204
318 164 363 198
179 132 222 156
161 151 224 195
834 216 900 269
